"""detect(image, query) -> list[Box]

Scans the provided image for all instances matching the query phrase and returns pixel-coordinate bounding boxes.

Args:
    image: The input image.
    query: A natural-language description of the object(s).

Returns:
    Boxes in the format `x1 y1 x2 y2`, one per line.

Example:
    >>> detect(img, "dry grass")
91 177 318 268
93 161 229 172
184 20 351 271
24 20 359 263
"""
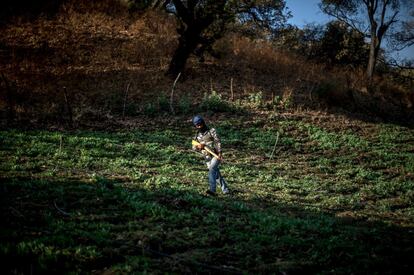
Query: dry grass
0 0 412 125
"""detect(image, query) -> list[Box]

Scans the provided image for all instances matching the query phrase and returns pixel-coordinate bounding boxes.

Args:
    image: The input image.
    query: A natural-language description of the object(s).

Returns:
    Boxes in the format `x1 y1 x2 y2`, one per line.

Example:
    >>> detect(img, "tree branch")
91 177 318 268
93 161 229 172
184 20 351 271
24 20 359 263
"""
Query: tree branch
380 0 389 26
322 8 366 37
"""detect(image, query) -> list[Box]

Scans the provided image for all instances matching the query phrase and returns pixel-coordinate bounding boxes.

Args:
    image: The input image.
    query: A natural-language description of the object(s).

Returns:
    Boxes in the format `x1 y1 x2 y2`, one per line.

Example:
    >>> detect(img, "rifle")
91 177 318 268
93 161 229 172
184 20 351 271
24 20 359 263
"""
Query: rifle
192 140 220 159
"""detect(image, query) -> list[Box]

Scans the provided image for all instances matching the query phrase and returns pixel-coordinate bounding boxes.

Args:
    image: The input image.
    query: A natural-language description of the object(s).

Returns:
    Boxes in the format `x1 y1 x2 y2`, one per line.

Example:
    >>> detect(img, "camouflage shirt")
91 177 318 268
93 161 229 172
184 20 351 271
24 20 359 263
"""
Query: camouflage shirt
193 128 222 158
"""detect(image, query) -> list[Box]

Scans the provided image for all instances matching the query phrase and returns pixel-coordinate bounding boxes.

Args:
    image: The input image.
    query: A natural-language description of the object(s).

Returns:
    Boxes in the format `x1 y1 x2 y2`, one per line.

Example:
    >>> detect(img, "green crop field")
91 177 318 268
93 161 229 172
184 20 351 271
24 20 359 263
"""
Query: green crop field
1 113 414 274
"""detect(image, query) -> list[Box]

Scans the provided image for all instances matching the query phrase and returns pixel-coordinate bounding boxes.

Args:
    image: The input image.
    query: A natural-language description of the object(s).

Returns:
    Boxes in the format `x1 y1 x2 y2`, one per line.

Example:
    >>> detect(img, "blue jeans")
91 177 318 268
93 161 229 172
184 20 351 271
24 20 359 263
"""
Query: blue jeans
207 157 229 193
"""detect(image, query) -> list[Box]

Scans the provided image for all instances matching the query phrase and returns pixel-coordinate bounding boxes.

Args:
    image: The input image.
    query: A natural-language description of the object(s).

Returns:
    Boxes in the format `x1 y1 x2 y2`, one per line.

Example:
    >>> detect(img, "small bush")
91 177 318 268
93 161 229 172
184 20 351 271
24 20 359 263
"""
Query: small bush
199 90 231 112
177 94 191 114
313 79 355 107
143 102 158 116
281 86 294 109
157 94 170 112
314 81 337 100
247 91 264 108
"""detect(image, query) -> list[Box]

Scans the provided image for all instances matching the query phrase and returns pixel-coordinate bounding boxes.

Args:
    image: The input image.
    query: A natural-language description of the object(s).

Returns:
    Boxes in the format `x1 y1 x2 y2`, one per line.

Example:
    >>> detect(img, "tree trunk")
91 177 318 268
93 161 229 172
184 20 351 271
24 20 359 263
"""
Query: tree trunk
366 32 381 81
167 29 200 77
366 40 376 80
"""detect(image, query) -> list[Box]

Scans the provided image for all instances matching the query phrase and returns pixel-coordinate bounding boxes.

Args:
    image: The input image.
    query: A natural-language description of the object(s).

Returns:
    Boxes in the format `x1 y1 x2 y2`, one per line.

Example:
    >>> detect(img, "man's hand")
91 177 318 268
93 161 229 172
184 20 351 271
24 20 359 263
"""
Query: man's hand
196 143 205 150
218 152 223 161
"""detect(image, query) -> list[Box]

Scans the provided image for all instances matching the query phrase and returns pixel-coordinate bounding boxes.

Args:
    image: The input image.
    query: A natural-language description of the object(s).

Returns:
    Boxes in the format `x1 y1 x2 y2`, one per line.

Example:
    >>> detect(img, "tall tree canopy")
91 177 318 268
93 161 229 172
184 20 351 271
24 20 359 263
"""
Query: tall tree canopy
320 0 413 80
273 21 368 67
153 0 290 76
319 21 368 66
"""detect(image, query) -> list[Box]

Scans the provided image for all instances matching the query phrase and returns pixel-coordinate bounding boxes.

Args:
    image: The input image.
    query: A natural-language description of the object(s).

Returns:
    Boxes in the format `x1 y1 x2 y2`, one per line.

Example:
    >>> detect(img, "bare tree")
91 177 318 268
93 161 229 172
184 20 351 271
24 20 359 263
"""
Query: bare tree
393 10 414 50
320 0 412 80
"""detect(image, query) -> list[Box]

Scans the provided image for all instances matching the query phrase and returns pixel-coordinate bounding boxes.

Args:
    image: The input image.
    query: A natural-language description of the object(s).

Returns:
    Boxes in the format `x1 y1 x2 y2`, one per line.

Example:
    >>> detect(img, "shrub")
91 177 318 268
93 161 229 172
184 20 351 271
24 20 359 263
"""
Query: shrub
177 94 191 114
157 94 170 112
247 91 264 108
143 102 157 116
314 81 337 100
313 79 354 107
199 90 230 112
281 86 294 109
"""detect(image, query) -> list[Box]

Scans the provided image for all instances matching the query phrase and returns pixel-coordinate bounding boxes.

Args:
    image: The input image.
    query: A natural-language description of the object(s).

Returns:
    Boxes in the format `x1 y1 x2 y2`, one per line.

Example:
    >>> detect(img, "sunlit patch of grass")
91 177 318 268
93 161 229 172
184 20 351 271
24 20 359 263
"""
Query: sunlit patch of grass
303 124 369 151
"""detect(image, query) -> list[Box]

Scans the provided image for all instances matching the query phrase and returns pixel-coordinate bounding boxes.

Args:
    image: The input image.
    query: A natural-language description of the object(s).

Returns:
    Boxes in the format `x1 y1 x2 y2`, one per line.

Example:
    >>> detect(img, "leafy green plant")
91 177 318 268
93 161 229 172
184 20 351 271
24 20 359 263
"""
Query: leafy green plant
177 94 192 114
143 102 158 116
248 90 264 108
157 93 170 112
200 90 230 112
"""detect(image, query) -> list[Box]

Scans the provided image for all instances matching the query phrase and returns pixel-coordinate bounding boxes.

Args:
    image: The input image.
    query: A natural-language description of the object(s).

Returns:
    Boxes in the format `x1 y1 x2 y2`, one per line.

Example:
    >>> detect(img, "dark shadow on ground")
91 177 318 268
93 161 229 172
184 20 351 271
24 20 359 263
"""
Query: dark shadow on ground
1 177 413 274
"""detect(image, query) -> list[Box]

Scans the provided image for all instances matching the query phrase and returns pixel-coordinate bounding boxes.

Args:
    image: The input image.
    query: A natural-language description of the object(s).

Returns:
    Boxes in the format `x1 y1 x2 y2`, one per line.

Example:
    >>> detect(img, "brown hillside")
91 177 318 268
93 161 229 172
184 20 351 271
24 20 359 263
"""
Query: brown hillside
0 1 413 126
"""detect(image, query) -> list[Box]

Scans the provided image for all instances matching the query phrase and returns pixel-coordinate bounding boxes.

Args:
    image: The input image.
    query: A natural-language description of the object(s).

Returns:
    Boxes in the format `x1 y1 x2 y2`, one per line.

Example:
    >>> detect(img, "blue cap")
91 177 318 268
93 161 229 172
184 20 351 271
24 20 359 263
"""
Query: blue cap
192 115 204 126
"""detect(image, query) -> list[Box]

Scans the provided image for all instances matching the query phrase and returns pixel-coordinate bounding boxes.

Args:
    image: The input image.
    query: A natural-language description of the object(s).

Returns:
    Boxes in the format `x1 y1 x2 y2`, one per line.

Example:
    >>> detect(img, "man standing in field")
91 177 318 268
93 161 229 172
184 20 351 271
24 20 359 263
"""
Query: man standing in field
192 115 229 196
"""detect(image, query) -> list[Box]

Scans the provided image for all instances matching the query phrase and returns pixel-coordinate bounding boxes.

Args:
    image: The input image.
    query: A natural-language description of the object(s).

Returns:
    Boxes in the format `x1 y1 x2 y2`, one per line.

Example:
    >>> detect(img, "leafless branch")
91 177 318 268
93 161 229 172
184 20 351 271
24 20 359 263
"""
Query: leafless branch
170 72 181 114
122 82 131 120
63 87 73 126
54 200 71 216
269 131 280 160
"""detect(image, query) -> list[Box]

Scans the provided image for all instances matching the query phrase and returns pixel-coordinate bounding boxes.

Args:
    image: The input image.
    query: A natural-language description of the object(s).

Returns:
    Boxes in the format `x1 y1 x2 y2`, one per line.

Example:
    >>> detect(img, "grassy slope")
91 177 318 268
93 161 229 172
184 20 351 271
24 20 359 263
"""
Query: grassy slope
1 111 413 274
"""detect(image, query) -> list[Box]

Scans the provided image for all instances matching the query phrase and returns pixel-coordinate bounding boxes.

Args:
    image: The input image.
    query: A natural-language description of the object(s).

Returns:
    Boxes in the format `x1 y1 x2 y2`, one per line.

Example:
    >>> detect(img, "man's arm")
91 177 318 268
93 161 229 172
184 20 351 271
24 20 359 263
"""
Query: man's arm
210 128 223 160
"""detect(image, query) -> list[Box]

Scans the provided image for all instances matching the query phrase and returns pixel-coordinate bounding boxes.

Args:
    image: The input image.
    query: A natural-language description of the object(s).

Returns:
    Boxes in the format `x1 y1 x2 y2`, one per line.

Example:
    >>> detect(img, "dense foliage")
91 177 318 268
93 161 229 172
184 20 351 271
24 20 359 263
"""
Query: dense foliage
160 0 290 75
